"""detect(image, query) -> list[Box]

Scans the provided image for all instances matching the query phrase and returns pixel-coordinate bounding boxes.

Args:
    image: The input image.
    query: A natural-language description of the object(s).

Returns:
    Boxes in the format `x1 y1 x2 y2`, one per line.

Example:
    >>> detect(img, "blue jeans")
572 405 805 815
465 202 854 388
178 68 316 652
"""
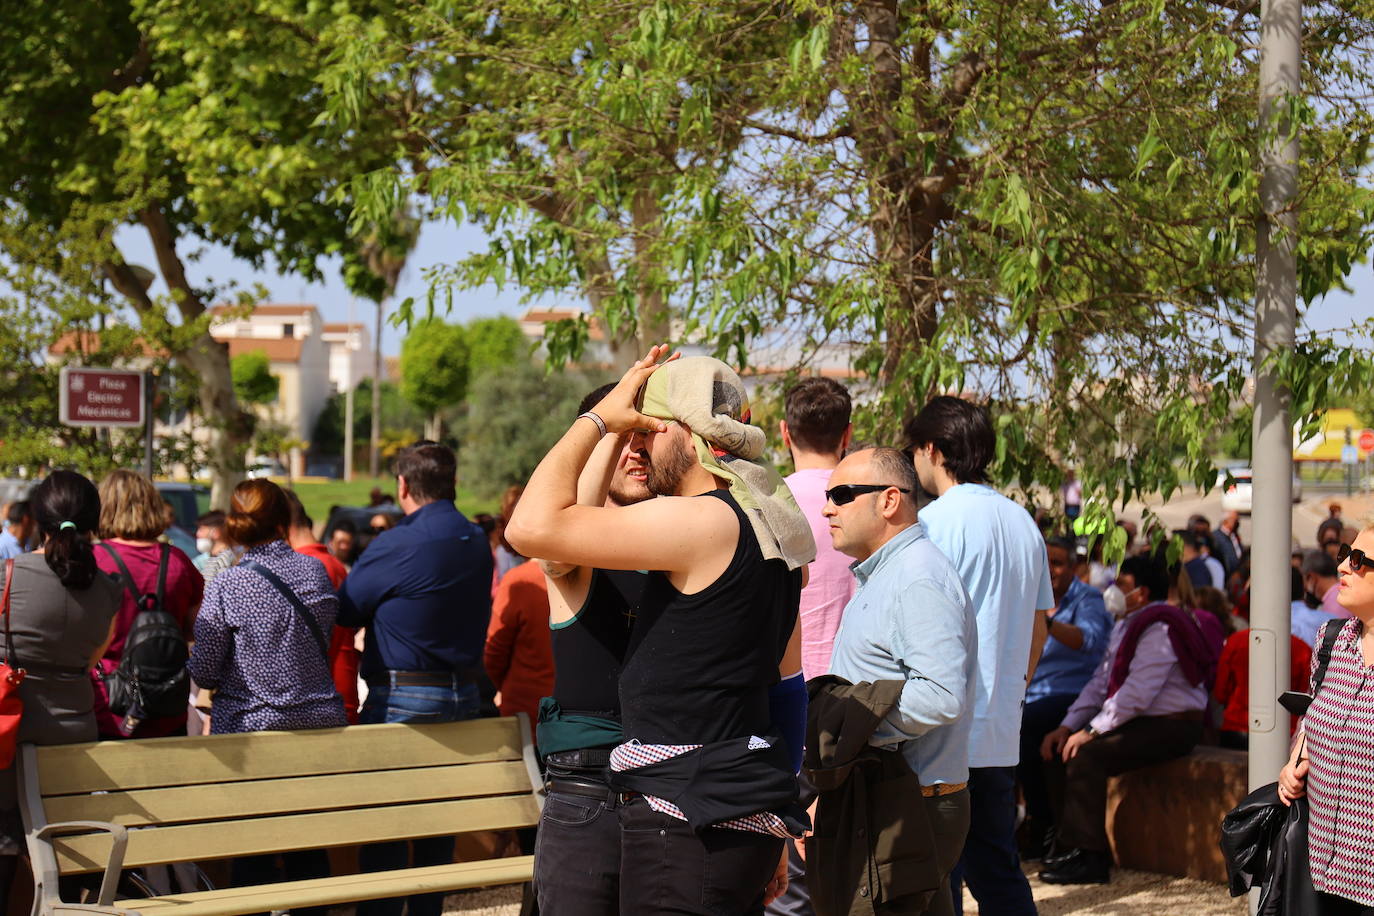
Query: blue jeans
356 675 481 916
951 766 1037 916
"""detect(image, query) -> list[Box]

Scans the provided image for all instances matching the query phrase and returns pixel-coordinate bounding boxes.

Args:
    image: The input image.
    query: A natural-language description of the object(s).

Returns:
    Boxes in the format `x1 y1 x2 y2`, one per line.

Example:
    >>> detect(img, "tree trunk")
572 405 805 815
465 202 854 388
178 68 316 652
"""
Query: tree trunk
179 334 251 509
104 207 253 509
631 186 672 358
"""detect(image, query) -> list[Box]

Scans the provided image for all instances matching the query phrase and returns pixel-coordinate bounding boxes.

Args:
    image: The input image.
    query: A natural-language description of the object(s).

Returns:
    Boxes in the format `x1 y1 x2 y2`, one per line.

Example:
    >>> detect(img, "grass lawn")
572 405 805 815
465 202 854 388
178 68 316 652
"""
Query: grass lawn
284 477 497 523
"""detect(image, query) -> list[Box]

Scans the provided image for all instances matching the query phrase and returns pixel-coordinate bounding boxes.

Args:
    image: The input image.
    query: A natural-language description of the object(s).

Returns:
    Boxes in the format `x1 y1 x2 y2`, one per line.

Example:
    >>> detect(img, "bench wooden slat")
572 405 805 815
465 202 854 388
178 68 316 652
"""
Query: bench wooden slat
44 760 533 828
56 795 542 874
117 856 535 916
37 719 524 795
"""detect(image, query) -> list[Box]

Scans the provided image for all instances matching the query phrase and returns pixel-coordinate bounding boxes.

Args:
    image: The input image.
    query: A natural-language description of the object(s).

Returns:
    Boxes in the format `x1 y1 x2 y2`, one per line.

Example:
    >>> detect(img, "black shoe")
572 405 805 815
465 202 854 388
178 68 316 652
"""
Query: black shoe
1039 848 1111 885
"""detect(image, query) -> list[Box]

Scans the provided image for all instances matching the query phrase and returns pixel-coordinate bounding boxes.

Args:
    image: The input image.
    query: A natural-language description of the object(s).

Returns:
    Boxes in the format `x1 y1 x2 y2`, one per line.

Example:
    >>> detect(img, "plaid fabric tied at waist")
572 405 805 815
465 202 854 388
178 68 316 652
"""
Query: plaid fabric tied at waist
609 740 800 838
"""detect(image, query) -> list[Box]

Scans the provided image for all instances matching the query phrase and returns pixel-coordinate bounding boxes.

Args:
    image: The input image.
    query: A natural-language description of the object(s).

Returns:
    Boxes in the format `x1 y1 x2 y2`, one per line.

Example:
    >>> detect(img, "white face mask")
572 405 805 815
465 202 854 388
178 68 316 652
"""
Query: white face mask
196 537 215 555
1102 584 1129 619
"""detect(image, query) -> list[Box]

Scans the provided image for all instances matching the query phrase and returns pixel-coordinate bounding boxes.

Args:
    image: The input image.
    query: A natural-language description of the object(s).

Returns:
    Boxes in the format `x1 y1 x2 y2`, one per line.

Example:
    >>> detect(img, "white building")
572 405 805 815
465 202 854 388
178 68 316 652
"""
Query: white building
321 321 374 394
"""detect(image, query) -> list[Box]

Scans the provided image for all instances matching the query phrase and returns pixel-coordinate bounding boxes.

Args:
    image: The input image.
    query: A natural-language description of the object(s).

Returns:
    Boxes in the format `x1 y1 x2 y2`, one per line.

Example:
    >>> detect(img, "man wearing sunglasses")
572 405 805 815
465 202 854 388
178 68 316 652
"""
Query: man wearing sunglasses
822 447 977 916
905 396 1054 915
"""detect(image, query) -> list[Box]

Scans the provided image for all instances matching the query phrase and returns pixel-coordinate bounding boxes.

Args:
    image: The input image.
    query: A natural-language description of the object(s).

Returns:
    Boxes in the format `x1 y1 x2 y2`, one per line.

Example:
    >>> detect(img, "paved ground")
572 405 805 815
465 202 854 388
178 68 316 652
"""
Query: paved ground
428 861 1248 914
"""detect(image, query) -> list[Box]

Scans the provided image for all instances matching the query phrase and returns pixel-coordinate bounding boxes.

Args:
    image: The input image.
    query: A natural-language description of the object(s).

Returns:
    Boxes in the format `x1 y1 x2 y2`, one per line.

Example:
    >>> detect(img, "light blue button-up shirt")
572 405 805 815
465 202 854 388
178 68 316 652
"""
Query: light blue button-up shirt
920 483 1055 767
828 522 978 786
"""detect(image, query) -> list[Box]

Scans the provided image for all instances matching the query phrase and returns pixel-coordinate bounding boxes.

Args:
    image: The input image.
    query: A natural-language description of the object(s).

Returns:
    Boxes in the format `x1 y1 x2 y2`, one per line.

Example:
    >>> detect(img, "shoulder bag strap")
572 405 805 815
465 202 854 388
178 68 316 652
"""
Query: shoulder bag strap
238 560 329 661
154 543 170 610
1312 619 1345 695
2 558 15 669
97 542 142 608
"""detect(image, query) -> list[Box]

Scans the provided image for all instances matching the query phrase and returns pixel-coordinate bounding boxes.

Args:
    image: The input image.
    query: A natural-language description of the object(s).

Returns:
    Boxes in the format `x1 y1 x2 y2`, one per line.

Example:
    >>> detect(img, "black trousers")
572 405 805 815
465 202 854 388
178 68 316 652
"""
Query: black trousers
1017 694 1076 830
618 796 783 915
1320 892 1374 915
534 786 621 916
1046 715 1202 853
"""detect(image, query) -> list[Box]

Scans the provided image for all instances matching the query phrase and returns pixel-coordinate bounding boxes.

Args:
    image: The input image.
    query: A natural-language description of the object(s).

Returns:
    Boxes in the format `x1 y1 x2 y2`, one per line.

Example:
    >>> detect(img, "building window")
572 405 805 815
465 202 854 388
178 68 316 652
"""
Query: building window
282 323 295 338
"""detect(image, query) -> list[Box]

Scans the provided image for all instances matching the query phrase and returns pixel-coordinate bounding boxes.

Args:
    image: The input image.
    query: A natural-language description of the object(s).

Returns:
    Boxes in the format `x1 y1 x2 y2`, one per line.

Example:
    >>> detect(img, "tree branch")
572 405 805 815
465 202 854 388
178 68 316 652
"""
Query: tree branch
138 204 207 319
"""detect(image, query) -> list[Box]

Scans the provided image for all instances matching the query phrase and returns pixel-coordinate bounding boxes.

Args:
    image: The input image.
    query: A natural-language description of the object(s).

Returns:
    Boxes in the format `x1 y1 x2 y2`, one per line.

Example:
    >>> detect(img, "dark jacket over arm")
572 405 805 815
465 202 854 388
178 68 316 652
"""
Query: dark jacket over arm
804 675 940 916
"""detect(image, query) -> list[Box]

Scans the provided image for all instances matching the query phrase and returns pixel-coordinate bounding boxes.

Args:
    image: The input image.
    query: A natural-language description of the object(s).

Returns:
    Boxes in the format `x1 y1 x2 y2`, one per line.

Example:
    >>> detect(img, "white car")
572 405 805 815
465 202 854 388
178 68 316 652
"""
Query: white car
1218 467 1303 513
246 459 288 479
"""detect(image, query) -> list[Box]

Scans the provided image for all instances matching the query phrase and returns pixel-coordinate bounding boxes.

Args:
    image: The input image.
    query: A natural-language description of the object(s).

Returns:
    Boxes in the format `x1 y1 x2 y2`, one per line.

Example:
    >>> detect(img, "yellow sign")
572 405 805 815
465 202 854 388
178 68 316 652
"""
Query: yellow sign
1293 408 1363 462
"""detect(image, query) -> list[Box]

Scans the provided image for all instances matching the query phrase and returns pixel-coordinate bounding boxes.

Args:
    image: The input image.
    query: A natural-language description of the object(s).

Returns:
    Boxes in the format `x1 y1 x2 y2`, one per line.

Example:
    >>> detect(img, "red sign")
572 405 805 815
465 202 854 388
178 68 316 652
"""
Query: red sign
1360 429 1374 453
59 368 145 428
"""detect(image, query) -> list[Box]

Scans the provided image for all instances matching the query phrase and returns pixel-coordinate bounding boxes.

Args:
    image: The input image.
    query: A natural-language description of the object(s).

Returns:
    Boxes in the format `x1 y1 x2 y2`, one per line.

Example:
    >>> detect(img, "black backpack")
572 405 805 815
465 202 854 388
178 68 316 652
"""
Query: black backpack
99 543 190 721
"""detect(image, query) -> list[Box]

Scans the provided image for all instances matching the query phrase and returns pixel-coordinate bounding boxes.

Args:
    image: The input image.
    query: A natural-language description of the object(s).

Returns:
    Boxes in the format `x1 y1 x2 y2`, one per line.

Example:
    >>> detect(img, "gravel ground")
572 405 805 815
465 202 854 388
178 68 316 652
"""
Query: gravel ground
413 862 1249 915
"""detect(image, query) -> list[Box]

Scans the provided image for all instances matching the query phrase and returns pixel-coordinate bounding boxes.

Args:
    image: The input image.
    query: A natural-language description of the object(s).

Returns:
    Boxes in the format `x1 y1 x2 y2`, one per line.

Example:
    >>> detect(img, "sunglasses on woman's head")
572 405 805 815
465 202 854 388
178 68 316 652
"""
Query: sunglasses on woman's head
824 483 911 506
1337 543 1373 572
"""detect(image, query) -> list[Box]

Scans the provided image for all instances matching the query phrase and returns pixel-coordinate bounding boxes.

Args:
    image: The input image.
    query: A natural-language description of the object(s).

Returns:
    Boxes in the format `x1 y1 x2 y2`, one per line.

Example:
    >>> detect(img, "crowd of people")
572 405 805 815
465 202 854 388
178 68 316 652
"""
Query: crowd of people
1 348 1372 915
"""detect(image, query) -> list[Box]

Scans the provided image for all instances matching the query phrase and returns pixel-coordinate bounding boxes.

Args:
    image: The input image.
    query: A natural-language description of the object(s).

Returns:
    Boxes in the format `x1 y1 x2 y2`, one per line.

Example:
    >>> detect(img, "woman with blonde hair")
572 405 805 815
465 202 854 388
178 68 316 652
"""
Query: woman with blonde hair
93 469 202 738
189 478 345 907
1280 529 1374 914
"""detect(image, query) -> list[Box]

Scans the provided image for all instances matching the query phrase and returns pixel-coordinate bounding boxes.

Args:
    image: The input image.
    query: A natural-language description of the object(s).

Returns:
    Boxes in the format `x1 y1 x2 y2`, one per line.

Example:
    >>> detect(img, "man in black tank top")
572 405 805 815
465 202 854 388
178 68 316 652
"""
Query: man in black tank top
509 351 815 916
531 384 651 916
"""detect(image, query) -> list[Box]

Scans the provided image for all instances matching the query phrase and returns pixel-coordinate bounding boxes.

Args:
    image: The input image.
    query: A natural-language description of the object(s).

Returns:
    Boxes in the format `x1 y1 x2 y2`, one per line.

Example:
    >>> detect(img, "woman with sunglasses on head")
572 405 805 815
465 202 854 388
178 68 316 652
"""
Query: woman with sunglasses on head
1280 534 1374 914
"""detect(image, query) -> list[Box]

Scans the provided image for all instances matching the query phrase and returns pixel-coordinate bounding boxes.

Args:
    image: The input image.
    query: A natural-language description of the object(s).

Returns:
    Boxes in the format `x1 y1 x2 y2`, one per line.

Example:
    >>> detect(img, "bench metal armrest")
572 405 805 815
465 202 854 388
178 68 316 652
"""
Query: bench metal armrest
34 820 129 908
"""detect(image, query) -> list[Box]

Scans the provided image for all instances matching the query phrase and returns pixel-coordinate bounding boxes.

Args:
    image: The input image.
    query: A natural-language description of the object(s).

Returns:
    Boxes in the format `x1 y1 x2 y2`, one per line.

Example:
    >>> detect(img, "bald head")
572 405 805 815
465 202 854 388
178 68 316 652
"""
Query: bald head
823 447 920 562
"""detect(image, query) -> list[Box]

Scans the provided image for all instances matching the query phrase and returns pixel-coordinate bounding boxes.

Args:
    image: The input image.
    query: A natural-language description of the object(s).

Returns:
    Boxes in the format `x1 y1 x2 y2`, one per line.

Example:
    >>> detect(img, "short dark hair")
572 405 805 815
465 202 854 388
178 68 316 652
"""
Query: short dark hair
1045 535 1078 557
868 447 917 504
578 383 617 417
903 396 995 484
1291 566 1306 602
282 489 312 531
394 441 457 503
332 519 357 536
1187 514 1211 532
784 378 852 455
1120 550 1170 601
5 500 30 525
196 510 226 529
1302 548 1339 579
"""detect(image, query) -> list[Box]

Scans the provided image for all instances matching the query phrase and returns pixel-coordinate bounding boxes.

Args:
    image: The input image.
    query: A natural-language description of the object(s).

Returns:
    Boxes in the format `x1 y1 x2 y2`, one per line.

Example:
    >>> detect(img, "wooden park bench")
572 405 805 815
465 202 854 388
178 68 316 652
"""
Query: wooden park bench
18 715 543 915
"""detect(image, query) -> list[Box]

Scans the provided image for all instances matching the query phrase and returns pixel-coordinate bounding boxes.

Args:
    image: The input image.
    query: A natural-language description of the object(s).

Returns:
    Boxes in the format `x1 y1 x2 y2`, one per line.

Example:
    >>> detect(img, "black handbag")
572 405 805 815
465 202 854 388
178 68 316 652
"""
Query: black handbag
1219 621 1343 913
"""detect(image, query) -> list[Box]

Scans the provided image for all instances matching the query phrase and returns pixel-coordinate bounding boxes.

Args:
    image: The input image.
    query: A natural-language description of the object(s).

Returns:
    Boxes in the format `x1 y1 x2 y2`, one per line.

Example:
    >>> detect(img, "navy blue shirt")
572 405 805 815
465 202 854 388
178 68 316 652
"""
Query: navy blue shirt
338 500 494 681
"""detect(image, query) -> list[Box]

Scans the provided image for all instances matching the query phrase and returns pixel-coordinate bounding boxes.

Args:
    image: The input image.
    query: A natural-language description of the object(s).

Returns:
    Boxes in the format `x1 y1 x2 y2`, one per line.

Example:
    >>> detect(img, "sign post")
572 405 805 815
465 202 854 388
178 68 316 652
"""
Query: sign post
59 367 154 477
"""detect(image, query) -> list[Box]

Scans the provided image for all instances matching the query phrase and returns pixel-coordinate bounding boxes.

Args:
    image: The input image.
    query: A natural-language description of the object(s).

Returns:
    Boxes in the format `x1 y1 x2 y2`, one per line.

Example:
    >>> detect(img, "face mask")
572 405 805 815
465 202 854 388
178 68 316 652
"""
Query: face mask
196 537 215 555
1103 584 1128 618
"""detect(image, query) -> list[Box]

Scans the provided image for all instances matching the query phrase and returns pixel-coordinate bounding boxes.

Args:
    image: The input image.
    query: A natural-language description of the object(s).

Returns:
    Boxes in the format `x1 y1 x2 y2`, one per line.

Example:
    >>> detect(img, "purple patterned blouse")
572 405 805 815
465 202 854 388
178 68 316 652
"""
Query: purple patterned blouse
1305 618 1374 906
188 540 346 734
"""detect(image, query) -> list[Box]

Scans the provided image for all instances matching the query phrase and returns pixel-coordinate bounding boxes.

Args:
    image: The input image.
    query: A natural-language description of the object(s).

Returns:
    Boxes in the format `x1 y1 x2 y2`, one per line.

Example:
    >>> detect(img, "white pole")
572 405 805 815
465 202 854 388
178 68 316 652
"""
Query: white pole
1248 0 1300 804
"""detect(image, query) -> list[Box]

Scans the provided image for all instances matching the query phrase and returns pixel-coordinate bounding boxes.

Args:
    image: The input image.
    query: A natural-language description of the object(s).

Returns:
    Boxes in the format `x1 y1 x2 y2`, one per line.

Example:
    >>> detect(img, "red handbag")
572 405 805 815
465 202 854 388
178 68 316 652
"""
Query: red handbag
0 558 27 768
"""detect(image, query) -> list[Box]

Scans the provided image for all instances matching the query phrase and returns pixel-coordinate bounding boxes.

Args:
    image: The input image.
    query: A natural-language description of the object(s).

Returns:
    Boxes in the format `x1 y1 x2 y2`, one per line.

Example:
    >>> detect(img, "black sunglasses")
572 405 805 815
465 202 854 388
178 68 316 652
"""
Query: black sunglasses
824 483 911 506
1337 543 1373 572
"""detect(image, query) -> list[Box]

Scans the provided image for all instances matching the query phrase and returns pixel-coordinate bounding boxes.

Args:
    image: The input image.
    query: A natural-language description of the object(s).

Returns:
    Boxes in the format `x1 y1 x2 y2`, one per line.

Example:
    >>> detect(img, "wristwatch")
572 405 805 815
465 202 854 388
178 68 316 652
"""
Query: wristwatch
1083 725 1100 738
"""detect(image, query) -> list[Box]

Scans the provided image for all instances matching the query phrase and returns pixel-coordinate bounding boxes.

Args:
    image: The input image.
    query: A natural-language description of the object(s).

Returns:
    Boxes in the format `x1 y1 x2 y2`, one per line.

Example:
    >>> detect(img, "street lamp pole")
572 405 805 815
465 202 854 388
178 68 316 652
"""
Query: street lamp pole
1249 0 1300 802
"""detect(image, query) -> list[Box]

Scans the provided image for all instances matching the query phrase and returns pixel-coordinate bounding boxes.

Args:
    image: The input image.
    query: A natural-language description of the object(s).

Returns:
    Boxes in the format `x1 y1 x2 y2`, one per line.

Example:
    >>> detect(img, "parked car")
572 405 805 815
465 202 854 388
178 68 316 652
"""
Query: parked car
246 459 288 479
155 481 212 532
1217 467 1303 513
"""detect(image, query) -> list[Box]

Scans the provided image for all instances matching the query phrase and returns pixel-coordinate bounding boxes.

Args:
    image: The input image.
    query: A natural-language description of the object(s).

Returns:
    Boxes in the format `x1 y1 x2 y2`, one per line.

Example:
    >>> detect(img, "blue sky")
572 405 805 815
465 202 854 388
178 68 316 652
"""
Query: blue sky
115 218 1371 359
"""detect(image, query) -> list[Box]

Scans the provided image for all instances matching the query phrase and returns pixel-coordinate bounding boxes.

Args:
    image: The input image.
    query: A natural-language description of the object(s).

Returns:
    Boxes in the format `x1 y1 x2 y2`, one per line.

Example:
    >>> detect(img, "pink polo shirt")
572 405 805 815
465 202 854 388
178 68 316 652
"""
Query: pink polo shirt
785 468 857 681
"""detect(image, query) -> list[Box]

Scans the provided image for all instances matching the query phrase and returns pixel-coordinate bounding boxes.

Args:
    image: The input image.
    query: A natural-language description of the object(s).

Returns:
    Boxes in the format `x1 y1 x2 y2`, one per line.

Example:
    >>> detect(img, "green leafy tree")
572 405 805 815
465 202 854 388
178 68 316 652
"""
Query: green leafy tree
0 0 405 506
336 0 1374 552
456 364 602 500
466 316 529 378
230 351 280 406
313 379 427 463
399 319 470 440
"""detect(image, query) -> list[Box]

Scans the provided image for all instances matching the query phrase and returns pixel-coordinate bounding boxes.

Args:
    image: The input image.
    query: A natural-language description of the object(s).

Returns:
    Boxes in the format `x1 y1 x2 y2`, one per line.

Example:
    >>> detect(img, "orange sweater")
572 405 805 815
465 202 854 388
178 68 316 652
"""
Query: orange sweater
484 559 554 724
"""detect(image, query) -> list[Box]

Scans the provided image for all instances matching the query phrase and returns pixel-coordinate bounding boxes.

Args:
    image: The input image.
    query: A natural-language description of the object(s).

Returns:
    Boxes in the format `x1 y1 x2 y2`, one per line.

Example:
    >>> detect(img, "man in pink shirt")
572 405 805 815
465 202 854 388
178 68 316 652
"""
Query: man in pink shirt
772 376 856 916
781 377 857 681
